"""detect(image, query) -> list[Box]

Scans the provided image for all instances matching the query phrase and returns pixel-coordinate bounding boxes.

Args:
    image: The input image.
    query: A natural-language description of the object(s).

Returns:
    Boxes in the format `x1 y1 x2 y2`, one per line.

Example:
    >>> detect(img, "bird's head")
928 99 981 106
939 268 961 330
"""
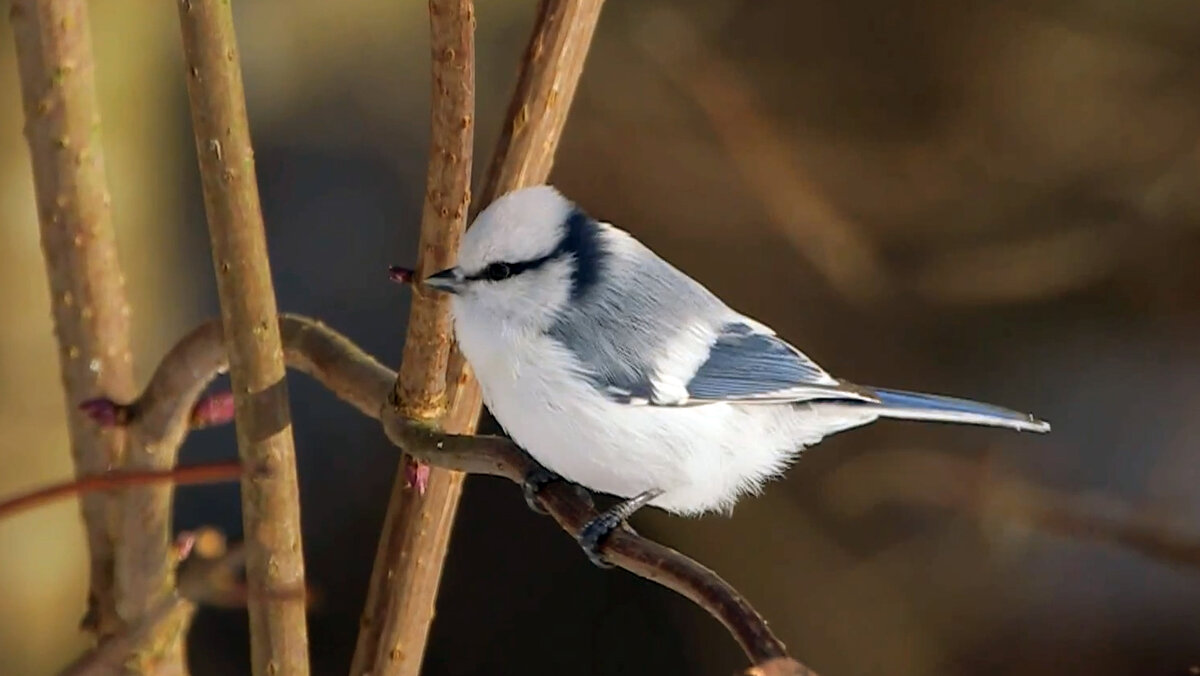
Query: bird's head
395 185 611 334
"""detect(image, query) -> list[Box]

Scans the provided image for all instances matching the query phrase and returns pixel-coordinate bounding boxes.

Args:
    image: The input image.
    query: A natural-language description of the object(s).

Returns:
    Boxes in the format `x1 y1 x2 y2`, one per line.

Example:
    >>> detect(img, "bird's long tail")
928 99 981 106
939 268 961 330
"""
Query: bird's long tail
859 386 1051 433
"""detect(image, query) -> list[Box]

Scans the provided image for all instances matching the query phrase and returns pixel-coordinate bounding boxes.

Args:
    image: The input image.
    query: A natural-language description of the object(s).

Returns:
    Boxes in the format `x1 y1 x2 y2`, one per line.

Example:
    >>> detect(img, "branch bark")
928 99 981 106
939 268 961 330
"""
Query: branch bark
177 1 310 673
349 2 475 674
10 0 139 645
353 1 607 674
82 313 814 675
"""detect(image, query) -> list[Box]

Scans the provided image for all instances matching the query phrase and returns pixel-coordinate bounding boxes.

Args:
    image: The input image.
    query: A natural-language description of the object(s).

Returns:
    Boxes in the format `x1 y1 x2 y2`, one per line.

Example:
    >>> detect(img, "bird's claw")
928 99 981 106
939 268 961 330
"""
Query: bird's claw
578 511 625 569
521 466 562 515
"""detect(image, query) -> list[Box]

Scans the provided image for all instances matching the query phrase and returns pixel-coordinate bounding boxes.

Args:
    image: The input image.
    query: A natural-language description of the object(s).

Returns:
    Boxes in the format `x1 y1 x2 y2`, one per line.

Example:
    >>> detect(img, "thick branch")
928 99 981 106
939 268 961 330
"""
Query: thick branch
177 1 309 673
350 2 475 675
476 0 605 205
10 0 138 641
354 1 607 674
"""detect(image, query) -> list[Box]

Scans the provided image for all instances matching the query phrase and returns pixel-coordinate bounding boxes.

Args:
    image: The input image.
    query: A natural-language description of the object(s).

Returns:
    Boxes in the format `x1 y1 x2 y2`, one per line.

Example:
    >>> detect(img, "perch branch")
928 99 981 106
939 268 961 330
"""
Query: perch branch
99 314 813 675
10 0 139 640
379 413 812 676
350 2 475 675
177 1 309 673
354 1 607 674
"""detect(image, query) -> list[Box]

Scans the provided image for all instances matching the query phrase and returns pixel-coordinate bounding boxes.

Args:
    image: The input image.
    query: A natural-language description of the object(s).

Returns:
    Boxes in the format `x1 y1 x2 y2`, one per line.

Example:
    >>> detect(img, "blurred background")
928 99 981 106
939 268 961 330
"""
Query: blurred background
3 0 1200 674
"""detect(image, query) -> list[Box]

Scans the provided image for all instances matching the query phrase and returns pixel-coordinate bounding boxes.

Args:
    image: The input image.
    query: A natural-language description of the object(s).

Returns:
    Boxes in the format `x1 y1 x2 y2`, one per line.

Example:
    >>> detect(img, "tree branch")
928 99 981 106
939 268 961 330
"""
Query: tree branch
10 0 139 641
96 314 813 675
350 2 475 674
177 1 310 673
0 462 242 522
354 1 608 673
59 528 265 676
379 413 813 676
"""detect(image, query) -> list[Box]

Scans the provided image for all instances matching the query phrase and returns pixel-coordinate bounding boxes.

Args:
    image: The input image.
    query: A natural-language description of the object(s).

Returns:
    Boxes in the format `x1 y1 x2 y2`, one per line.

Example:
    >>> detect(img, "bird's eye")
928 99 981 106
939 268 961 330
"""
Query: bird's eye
484 262 512 281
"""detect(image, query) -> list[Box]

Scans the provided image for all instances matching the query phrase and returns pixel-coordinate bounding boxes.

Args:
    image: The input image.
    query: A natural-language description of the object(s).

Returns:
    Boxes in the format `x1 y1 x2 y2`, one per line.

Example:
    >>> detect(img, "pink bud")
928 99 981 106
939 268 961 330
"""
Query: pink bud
79 398 131 426
190 391 236 429
404 459 431 495
388 265 415 284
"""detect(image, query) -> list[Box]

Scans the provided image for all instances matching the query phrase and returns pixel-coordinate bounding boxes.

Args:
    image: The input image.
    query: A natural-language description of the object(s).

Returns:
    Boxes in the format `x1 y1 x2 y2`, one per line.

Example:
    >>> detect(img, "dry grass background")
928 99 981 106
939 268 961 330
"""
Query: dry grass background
2 0 1200 674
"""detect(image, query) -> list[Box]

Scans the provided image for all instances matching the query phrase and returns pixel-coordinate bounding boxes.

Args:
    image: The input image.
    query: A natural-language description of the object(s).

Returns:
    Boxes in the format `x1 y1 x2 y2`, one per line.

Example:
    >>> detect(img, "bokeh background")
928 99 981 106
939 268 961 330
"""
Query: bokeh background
3 0 1200 674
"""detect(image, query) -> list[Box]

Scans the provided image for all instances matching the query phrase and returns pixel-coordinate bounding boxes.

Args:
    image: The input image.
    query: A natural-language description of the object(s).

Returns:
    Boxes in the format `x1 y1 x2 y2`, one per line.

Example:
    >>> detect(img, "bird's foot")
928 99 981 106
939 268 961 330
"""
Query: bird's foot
522 466 563 515
577 488 665 568
578 510 624 568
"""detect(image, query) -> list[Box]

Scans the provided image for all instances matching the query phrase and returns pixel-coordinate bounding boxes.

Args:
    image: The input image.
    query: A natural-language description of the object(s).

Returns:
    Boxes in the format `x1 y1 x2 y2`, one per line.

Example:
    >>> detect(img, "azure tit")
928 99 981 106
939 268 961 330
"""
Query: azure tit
392 185 1049 566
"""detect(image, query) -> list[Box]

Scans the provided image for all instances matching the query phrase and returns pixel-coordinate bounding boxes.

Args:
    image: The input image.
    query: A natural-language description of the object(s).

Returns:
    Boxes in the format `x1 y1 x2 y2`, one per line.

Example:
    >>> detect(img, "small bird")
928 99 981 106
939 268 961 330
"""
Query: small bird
393 185 1050 565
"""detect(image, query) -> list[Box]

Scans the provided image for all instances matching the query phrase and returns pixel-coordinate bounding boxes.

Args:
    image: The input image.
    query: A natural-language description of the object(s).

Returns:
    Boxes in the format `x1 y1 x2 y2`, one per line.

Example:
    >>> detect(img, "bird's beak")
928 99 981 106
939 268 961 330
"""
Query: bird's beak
423 267 465 294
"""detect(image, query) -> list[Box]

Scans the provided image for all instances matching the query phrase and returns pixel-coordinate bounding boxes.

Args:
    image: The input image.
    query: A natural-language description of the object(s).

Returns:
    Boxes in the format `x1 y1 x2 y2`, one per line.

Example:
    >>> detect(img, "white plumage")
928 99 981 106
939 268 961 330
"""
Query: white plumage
420 185 1050 518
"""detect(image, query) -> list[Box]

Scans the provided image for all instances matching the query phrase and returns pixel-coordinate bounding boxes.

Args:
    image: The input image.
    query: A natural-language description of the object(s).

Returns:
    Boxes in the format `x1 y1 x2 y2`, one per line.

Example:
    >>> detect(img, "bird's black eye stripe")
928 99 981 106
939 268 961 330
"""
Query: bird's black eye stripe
463 207 606 290
465 257 550 282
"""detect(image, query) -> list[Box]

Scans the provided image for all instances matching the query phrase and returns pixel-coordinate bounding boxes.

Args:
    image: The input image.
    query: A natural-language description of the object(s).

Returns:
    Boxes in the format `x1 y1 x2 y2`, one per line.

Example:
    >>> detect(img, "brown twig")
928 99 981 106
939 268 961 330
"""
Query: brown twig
476 0 606 205
10 0 139 640
106 313 813 675
177 1 310 673
349 2 475 674
352 1 608 674
0 462 242 522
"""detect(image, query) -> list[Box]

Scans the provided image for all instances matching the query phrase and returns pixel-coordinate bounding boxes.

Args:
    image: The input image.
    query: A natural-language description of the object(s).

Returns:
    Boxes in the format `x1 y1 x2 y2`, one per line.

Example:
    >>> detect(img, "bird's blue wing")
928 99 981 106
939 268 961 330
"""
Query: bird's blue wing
668 322 875 405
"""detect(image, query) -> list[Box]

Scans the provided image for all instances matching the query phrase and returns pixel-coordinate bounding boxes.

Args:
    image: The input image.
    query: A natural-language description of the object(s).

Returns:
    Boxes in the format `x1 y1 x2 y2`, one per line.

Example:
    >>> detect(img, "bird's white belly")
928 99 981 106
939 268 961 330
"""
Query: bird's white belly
466 334 839 515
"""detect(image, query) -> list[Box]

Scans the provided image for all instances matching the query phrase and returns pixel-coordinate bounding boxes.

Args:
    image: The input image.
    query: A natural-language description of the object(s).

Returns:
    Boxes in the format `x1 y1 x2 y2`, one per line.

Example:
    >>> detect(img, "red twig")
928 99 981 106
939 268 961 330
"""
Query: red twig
0 462 243 522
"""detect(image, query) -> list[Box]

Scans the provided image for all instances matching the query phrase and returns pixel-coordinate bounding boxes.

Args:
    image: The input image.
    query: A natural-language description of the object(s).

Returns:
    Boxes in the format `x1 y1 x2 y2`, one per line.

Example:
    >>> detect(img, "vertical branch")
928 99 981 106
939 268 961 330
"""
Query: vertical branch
443 0 606 431
351 1 605 674
177 2 310 675
476 0 605 205
349 2 475 675
10 0 138 641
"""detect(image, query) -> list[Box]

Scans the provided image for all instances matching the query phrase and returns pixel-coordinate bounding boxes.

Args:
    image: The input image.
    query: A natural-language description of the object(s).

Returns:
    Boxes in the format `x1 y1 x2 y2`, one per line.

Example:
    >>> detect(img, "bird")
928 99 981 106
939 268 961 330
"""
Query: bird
391 185 1050 566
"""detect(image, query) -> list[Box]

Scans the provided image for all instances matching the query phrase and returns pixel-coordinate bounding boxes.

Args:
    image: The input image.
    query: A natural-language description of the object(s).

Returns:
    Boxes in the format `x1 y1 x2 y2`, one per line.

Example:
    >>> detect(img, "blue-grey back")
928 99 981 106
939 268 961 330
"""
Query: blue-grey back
546 218 735 403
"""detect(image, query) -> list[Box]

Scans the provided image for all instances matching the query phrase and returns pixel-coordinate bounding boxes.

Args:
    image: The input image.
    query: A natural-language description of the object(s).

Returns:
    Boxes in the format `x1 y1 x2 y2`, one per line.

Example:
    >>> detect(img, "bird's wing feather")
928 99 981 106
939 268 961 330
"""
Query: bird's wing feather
652 321 876 406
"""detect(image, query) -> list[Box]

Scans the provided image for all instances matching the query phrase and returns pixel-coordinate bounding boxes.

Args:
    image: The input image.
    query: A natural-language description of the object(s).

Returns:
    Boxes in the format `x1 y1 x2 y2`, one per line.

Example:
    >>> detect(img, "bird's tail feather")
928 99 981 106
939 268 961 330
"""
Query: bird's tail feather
861 386 1051 433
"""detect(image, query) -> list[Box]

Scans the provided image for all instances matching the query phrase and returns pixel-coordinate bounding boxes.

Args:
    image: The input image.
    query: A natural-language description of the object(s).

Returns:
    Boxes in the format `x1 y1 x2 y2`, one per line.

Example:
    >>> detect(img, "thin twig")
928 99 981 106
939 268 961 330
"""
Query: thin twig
177 1 310 673
352 1 608 674
0 462 242 522
105 313 813 675
10 0 139 640
350 2 475 674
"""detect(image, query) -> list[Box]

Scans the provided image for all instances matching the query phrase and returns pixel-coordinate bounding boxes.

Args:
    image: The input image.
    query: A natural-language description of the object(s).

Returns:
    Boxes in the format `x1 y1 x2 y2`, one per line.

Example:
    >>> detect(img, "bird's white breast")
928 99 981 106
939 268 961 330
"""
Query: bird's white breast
451 306 875 515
